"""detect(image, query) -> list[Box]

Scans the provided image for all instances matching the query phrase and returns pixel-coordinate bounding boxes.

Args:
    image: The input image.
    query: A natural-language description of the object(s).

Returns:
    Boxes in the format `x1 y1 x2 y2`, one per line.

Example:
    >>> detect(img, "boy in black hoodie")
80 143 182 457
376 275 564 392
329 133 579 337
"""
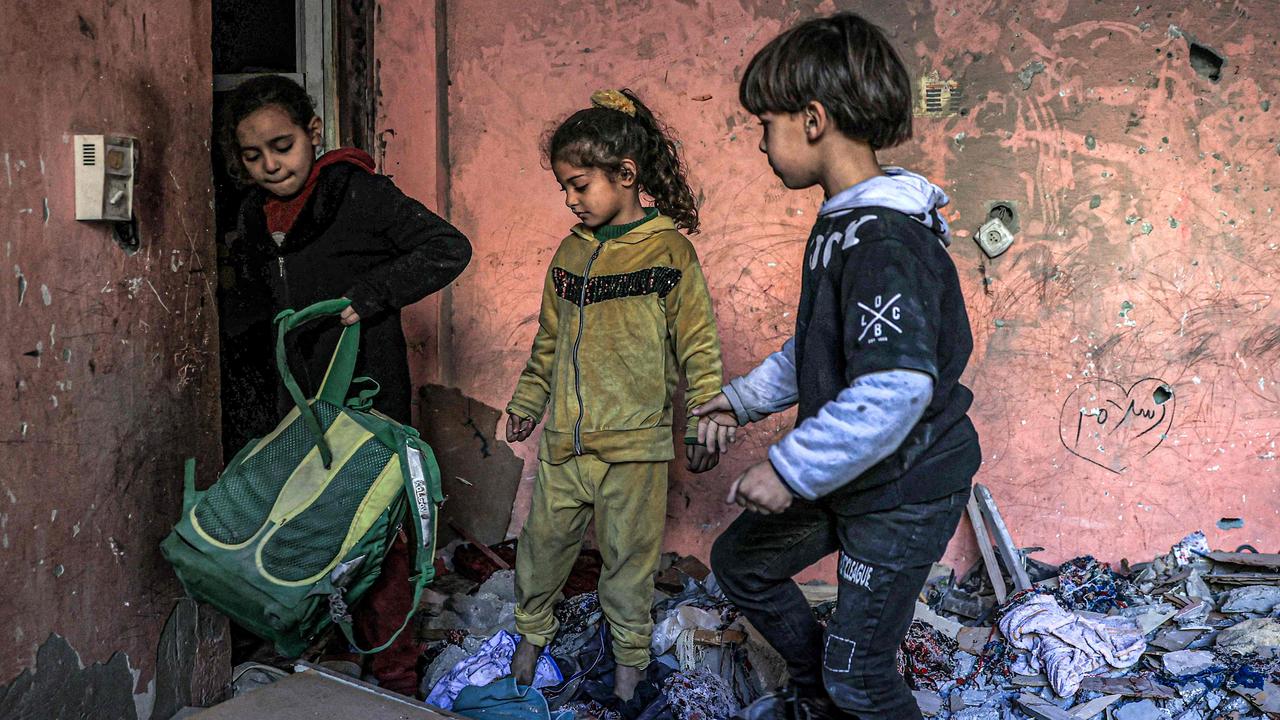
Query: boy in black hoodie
693 14 981 720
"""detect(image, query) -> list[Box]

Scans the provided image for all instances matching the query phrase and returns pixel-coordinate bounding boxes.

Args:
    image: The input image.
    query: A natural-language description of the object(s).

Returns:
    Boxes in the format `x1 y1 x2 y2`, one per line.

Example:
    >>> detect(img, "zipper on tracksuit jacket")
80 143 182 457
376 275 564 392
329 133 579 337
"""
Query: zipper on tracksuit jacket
572 242 605 455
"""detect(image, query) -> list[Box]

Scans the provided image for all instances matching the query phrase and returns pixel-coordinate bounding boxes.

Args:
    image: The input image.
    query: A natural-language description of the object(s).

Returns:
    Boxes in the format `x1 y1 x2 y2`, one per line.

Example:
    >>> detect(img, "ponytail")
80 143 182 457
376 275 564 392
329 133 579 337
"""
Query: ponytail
620 90 699 234
545 89 700 233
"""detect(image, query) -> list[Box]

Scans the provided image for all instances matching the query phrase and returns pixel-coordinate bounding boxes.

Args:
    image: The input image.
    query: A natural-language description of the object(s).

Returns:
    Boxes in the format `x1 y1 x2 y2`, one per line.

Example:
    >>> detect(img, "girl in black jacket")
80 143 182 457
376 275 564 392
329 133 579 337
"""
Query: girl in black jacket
217 74 471 697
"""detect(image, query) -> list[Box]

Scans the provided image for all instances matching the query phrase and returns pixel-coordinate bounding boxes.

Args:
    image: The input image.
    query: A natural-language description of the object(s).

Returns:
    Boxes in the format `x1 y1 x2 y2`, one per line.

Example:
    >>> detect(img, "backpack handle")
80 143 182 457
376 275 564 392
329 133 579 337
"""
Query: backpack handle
273 299 362 469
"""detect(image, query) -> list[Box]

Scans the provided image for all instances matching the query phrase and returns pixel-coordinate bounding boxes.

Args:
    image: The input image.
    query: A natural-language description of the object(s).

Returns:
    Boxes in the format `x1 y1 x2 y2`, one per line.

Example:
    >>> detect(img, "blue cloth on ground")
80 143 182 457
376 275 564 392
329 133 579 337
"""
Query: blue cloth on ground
452 676 574 720
425 629 562 710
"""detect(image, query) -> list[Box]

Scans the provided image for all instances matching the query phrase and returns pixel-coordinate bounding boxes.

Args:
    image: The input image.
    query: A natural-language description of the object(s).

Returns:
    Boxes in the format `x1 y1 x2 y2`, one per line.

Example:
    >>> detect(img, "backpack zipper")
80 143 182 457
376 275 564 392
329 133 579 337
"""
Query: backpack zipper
571 242 605 455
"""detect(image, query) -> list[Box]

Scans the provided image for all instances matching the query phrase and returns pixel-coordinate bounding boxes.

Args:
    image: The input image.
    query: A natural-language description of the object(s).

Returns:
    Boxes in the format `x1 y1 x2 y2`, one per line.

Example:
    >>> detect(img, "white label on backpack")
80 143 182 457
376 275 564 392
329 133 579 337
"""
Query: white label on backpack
407 446 432 548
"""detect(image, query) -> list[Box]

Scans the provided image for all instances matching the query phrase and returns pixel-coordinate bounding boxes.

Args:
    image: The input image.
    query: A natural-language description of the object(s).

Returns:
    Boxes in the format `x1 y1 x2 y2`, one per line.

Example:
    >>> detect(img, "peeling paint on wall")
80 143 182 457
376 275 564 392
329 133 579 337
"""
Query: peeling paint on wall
1 0 221 708
0 634 141 720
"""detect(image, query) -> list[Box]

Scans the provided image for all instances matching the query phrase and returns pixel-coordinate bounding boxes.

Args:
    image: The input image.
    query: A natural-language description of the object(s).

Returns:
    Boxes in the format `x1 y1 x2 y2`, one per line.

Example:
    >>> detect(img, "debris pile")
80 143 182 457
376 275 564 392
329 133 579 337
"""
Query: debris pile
414 483 1280 719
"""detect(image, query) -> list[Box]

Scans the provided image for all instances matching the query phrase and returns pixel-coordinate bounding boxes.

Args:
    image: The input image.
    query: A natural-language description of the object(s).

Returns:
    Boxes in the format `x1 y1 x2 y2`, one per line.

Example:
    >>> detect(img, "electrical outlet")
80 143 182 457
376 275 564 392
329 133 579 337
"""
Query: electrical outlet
976 217 1014 258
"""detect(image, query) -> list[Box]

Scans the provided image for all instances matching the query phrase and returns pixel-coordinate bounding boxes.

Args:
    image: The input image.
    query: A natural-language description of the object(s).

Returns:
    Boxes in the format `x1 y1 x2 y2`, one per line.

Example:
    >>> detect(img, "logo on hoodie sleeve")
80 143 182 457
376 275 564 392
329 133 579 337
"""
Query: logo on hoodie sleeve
857 293 904 343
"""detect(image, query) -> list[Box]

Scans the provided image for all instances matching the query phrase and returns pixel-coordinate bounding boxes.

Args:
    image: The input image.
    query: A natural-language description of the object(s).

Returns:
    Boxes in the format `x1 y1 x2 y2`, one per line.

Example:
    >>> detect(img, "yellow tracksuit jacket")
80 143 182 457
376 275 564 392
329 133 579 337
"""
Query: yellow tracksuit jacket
507 213 723 462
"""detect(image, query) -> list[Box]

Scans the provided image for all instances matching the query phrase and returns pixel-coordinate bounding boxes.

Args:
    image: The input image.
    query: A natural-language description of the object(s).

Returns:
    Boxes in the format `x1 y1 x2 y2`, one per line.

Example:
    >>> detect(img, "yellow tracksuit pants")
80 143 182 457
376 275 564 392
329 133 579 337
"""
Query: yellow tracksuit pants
514 454 667 669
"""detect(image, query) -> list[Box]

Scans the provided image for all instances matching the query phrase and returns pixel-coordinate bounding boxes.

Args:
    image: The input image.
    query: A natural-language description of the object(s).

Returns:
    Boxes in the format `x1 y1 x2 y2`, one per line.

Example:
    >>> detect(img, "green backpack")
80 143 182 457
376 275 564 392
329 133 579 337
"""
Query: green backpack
161 298 442 657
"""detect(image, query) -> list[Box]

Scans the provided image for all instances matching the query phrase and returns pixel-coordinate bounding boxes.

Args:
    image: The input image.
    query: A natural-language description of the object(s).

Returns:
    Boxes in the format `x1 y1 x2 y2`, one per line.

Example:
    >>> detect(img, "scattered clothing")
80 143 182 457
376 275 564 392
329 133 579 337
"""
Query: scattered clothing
898 620 959 692
662 671 740 720
425 630 563 710
998 592 1145 696
1056 555 1134 613
452 676 575 720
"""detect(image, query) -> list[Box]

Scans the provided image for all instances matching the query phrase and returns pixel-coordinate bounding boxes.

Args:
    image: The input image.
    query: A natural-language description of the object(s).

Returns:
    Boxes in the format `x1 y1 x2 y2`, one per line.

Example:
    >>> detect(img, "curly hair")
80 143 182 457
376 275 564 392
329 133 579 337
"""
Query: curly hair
545 89 699 233
217 75 318 186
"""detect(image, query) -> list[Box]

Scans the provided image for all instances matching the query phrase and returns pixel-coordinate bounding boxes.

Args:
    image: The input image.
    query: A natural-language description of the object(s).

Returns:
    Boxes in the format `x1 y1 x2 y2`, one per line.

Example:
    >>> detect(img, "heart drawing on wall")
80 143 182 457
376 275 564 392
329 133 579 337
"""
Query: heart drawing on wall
1059 378 1176 473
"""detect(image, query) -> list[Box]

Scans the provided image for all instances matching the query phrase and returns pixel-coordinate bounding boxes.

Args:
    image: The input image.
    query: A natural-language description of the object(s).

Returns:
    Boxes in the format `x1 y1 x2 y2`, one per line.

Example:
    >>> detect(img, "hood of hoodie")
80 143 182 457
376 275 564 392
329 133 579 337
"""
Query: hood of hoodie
818 167 952 246
261 148 377 241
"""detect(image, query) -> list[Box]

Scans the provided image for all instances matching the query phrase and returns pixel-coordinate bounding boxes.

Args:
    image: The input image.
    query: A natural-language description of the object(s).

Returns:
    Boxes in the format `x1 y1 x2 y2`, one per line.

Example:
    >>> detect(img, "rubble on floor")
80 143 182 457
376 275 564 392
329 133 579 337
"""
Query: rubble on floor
417 547 773 719
410 514 1280 720
210 483 1280 720
910 523 1280 720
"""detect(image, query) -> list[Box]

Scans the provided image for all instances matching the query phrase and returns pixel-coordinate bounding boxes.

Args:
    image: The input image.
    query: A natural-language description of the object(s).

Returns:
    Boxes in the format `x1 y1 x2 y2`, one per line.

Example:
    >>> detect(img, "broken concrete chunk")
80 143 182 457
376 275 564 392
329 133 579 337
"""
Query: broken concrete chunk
1183 569 1213 601
956 626 995 654
915 600 963 639
1172 599 1211 628
477 569 516 603
1016 692 1075 720
1218 585 1280 614
1069 694 1122 719
1133 605 1178 635
1229 679 1280 714
1160 649 1216 676
913 689 943 716
938 589 994 619
1112 698 1170 720
1215 617 1280 655
954 704 1002 720
1149 628 1204 652
1078 675 1177 699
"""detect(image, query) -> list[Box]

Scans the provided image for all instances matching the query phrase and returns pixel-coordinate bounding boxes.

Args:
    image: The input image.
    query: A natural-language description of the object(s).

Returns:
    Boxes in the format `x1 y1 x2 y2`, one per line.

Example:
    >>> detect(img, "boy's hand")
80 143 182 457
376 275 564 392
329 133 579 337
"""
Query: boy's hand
692 393 740 453
505 412 535 443
726 461 793 514
685 443 720 473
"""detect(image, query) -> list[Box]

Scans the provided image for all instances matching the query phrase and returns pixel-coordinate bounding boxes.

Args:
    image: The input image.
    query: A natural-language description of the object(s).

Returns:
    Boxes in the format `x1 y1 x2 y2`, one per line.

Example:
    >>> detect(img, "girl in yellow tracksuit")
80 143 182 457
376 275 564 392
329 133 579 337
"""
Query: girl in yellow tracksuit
504 89 723 700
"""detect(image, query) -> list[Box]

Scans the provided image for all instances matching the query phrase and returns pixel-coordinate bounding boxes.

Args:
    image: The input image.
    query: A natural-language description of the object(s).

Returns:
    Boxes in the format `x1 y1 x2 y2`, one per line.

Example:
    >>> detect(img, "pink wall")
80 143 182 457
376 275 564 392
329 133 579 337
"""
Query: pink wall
0 0 219 710
376 0 444 398
379 0 1280 579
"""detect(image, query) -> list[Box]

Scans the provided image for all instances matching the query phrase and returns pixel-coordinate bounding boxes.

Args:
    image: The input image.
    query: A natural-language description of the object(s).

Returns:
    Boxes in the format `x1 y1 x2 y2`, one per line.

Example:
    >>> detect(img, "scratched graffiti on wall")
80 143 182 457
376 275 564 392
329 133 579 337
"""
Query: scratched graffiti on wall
1059 378 1176 473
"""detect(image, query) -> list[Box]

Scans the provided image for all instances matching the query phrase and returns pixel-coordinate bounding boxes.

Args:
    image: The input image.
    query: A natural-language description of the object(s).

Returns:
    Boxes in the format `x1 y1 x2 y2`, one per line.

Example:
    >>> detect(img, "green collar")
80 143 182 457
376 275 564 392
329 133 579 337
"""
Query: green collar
594 207 659 241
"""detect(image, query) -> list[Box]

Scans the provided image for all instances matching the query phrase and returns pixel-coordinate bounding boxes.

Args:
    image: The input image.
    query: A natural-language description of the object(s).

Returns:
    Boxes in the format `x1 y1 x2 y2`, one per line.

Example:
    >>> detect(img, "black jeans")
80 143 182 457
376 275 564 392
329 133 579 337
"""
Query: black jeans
712 440 977 719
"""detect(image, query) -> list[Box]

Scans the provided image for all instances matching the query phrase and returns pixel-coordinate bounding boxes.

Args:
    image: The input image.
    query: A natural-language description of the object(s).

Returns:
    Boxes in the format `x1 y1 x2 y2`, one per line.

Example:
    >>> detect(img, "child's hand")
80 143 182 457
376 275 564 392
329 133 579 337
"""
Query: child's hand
685 443 720 473
726 461 792 514
505 412 535 443
692 393 740 453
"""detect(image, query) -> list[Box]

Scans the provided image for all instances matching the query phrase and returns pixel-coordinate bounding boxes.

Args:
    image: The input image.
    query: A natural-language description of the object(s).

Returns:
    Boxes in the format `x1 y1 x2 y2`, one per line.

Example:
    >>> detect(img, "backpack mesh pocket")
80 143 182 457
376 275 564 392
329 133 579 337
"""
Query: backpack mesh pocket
196 402 343 544
260 437 396 581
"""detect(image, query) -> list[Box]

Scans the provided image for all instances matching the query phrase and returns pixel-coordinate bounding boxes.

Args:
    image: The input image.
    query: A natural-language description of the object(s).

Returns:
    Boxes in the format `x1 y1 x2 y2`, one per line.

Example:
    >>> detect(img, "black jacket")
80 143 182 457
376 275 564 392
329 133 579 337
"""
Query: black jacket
222 163 471 439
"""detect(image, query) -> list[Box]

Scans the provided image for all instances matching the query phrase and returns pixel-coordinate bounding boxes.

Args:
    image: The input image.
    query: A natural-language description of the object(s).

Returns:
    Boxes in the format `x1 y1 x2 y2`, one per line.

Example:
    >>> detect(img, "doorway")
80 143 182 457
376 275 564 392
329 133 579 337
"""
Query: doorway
215 0 345 458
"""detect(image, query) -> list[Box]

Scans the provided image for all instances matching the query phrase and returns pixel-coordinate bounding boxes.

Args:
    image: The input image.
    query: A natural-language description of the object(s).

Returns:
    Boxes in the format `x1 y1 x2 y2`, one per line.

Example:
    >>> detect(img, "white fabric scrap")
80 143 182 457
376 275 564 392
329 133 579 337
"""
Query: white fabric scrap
651 605 724 655
998 593 1146 696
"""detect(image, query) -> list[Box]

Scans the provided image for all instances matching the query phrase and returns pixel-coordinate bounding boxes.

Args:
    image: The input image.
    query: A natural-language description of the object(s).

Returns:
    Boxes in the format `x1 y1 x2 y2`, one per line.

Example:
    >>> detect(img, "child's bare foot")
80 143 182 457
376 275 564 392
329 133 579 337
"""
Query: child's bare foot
509 637 540 686
614 664 644 701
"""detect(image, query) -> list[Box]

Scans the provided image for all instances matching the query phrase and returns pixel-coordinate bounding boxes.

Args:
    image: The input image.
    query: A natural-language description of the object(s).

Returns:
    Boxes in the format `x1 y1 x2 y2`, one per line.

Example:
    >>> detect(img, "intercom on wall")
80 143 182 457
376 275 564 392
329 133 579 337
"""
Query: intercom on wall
74 134 136 222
